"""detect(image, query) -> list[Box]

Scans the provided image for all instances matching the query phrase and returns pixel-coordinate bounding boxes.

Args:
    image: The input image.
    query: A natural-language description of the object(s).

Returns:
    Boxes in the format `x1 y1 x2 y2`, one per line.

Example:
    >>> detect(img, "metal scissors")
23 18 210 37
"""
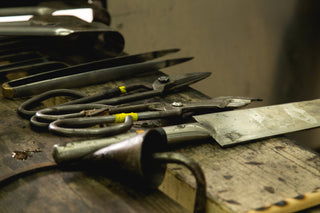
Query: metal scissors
45 96 261 137
18 72 211 126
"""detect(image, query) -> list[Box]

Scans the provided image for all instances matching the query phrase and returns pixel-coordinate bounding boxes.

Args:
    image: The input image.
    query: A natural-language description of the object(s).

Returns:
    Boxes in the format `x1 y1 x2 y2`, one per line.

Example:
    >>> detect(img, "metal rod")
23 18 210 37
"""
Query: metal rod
153 152 207 213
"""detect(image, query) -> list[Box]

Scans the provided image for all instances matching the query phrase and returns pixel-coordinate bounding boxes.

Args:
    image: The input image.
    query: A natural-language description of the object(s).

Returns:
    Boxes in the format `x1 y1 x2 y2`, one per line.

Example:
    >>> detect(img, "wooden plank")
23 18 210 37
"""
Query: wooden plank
159 137 320 212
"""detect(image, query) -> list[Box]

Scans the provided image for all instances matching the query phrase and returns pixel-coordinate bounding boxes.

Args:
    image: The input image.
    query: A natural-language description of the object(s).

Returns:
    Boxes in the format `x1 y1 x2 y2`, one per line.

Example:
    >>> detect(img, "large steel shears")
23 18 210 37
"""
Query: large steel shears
19 72 212 129
46 96 260 137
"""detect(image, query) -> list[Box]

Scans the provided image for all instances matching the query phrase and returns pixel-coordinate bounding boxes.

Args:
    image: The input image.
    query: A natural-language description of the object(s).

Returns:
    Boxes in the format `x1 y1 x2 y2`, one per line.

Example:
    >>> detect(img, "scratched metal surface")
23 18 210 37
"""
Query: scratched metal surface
193 99 320 147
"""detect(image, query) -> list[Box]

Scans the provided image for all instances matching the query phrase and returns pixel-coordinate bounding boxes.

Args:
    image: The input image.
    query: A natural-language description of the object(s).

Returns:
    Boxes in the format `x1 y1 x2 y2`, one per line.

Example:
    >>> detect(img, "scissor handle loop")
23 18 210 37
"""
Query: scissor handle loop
29 103 108 130
32 103 107 123
49 115 134 137
17 89 86 119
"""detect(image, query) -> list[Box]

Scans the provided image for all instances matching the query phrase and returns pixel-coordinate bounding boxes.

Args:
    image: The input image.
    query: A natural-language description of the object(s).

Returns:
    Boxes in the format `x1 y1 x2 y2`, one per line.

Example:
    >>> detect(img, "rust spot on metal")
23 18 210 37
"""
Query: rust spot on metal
11 148 42 160
82 108 109 117
11 151 31 160
225 131 242 141
264 186 275 193
245 161 264 166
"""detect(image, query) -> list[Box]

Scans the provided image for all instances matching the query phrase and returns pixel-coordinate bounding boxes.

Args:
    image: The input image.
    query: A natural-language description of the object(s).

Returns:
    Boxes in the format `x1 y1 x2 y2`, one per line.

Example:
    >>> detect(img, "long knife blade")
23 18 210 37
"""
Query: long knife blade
193 99 320 147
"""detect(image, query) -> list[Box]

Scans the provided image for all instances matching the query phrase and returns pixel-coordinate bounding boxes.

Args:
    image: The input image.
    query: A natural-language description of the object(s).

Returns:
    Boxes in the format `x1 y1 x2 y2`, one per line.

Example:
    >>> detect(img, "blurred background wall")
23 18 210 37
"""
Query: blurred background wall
108 0 320 149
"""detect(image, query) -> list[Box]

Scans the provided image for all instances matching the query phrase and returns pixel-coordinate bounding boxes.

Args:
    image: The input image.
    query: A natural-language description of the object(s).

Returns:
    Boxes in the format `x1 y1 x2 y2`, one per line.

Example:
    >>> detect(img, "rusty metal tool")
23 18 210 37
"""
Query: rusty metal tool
30 95 256 128
17 70 201 119
3 49 187 98
22 72 213 130
46 95 258 137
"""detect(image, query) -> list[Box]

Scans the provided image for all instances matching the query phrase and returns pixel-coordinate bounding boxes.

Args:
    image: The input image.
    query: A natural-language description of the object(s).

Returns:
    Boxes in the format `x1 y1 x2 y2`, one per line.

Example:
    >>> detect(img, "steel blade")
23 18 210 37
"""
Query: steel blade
193 99 320 147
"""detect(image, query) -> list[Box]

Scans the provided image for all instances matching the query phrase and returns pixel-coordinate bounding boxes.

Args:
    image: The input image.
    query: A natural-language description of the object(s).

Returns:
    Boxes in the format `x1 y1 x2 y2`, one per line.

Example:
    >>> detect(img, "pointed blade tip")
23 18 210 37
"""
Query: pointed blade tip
156 48 180 54
190 71 211 79
167 57 194 65
168 48 180 53
178 56 194 63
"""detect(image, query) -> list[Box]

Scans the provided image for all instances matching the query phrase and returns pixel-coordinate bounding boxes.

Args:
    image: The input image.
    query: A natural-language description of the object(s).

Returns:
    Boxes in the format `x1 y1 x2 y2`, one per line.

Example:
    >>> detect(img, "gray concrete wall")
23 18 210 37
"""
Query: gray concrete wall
108 1 320 148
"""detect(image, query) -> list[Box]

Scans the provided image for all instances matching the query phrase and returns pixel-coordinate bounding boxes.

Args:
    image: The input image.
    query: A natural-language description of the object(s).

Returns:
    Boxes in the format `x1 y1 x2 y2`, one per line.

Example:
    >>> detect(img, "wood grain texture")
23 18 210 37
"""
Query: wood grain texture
0 74 193 213
160 137 320 212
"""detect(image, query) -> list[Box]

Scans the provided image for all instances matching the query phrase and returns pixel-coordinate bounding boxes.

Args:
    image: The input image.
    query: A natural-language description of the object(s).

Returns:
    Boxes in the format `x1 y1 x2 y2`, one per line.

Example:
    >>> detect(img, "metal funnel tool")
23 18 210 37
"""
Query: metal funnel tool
55 129 207 213
79 129 168 189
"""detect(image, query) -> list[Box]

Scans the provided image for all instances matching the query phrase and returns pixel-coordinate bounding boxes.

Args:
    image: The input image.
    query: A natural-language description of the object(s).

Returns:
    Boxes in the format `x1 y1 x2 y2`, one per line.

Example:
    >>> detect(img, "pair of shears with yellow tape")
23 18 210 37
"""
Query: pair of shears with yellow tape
43 96 260 137
18 72 211 127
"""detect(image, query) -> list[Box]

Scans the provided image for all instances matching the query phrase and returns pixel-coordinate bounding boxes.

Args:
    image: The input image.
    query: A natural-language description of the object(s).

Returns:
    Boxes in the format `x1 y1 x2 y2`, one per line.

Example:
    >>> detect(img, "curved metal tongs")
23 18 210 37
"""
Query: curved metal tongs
57 129 207 213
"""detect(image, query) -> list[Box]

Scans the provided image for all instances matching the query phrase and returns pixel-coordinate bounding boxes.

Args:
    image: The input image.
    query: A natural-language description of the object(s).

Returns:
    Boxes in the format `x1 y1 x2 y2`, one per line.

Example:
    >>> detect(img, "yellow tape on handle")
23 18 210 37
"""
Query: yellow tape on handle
119 86 127 94
113 113 138 123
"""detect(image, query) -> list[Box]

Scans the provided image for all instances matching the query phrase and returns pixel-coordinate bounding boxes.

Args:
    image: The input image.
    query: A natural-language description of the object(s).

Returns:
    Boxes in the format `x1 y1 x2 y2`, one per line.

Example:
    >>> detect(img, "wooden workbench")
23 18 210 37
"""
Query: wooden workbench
1 73 320 213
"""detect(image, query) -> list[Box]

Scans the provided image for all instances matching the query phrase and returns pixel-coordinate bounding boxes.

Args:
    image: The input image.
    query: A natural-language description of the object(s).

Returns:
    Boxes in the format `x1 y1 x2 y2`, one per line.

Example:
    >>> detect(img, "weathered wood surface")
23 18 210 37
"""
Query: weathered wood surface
0 74 195 213
1 73 320 213
160 137 320 212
